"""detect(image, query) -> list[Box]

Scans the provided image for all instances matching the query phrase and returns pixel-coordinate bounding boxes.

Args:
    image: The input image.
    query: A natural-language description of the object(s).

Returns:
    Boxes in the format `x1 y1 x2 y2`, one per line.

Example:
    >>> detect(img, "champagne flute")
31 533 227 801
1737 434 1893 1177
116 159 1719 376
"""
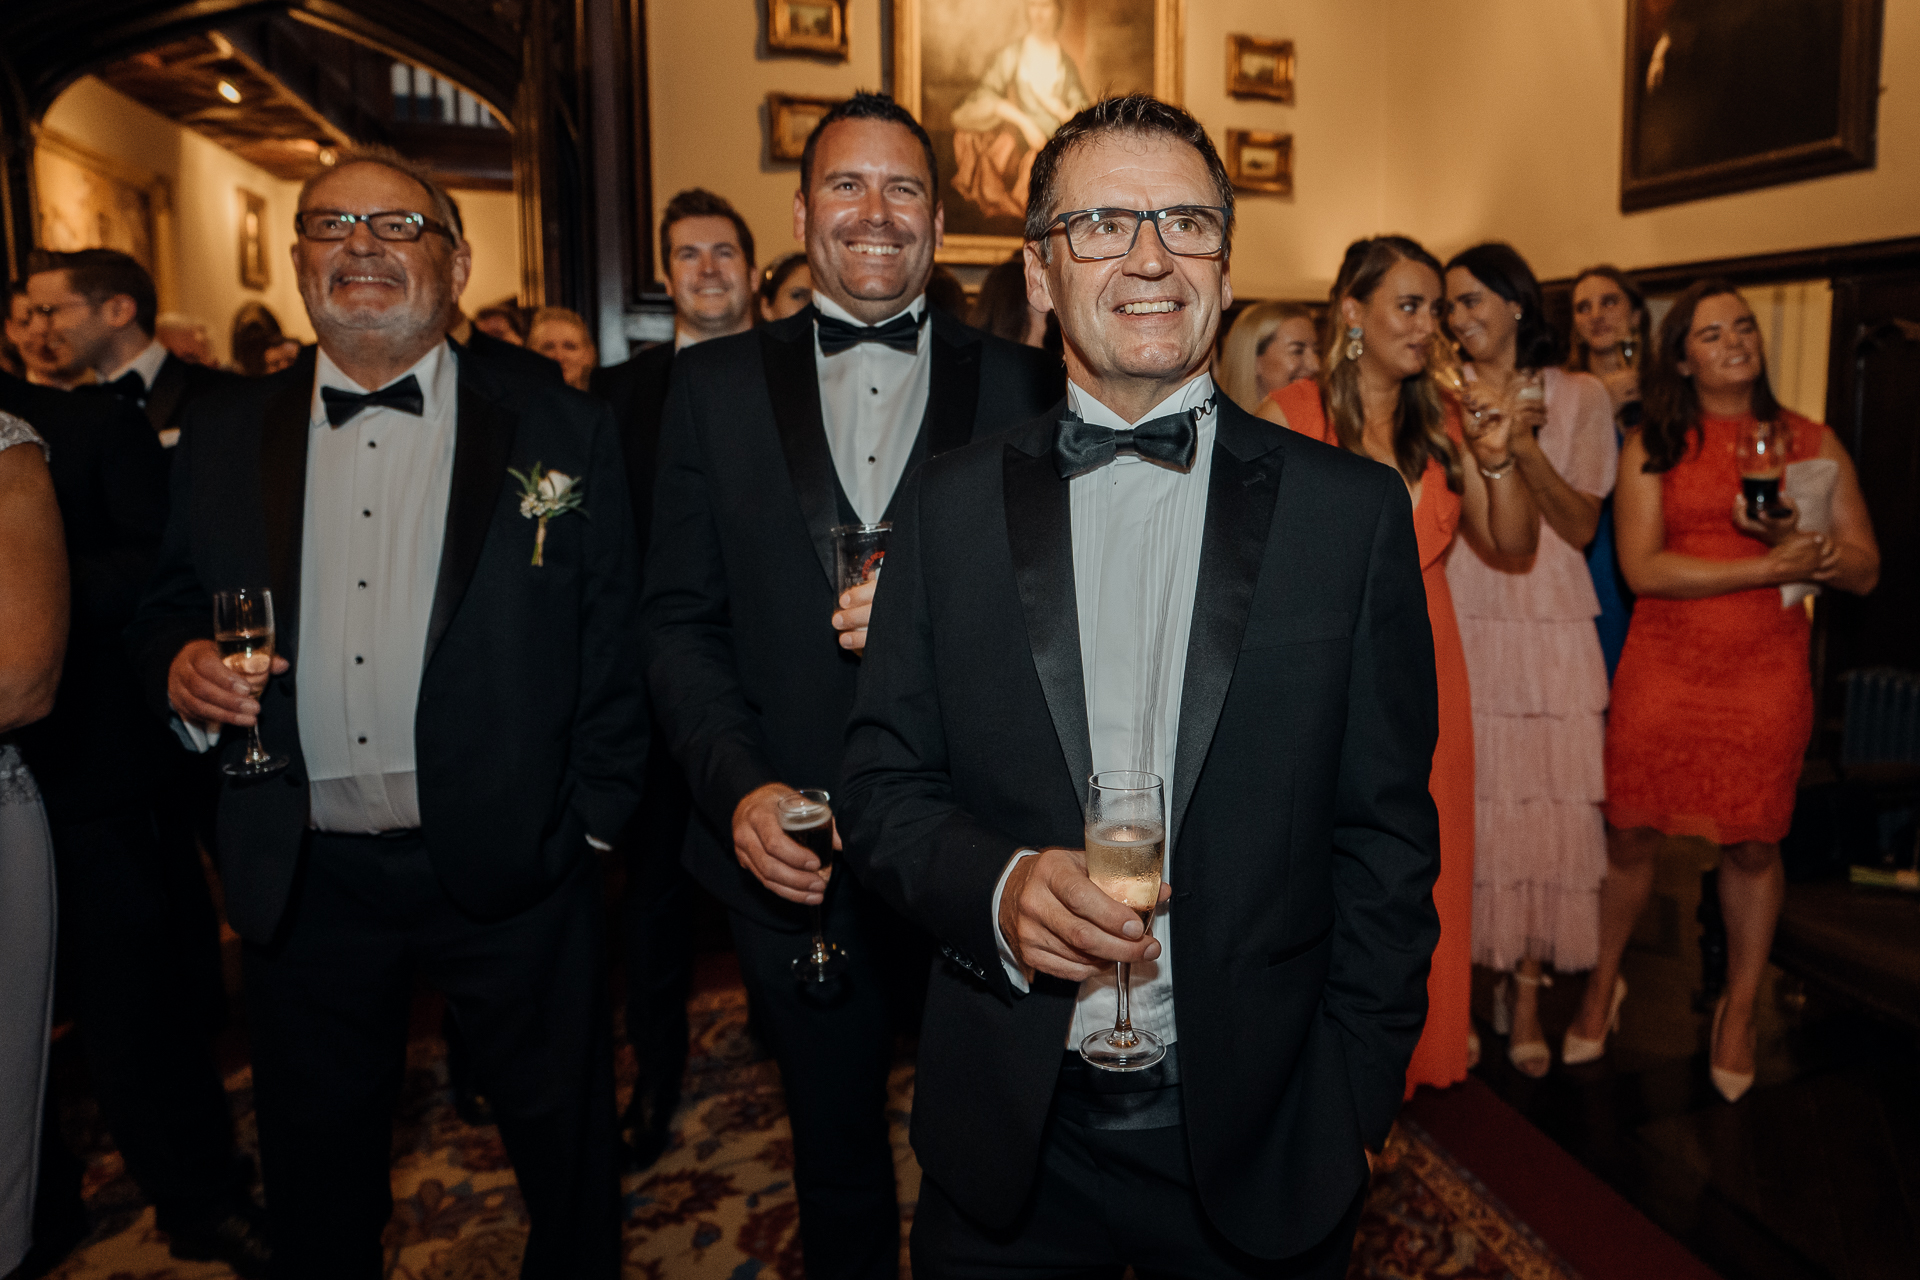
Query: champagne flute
1079 770 1166 1072
213 588 288 778
783 790 847 983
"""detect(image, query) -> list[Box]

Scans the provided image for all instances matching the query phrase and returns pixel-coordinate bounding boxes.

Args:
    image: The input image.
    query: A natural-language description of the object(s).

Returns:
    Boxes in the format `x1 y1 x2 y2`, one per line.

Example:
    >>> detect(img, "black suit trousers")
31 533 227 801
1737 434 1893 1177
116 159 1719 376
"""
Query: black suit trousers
50 808 234 1228
243 832 619 1279
911 1096 1365 1280
618 728 696 1115
728 876 905 1280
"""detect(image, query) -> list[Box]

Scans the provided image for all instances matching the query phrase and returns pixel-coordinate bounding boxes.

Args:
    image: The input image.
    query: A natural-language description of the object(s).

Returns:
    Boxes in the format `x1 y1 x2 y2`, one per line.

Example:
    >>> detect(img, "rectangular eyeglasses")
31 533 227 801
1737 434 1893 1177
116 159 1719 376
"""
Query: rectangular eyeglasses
1047 206 1229 260
294 210 457 243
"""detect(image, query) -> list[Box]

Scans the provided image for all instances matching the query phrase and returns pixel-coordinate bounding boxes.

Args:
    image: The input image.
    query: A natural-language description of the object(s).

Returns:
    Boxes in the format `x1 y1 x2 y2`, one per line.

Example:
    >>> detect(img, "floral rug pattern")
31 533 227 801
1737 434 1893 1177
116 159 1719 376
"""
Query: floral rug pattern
46 985 1571 1279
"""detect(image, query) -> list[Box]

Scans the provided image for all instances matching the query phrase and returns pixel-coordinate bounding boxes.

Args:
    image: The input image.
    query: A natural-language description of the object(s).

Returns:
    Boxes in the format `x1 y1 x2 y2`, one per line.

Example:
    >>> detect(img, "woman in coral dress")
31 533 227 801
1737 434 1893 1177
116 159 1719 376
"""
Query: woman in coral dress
1262 236 1538 1097
1442 244 1616 1078
1574 280 1879 1102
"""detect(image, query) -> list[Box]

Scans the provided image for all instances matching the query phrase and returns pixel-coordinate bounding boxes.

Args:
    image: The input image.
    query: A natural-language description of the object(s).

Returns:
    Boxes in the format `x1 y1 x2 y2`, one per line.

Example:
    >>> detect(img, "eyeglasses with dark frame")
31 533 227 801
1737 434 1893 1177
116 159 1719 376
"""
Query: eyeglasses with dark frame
293 210 458 244
1046 206 1230 261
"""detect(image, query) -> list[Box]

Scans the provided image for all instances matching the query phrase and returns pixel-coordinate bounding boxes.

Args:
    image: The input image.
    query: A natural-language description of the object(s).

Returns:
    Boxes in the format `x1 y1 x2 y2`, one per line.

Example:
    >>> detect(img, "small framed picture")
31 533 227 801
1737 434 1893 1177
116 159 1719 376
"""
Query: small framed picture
767 92 844 162
1226 35 1295 103
1225 130 1292 195
237 188 269 290
768 0 848 57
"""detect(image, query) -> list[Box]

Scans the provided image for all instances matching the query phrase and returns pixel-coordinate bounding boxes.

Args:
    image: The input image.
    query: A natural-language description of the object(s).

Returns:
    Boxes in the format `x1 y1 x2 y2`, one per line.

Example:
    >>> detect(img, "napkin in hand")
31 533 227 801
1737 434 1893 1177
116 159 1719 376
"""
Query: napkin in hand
1780 457 1838 608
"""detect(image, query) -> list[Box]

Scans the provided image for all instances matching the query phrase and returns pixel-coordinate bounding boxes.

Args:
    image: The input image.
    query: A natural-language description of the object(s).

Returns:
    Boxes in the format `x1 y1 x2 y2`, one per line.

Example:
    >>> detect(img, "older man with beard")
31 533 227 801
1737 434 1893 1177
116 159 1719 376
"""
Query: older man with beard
129 147 644 1279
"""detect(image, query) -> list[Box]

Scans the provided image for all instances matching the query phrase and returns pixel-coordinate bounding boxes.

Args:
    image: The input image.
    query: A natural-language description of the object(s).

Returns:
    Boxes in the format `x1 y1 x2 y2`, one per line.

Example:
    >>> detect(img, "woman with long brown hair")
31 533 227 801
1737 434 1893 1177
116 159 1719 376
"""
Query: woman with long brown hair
1572 279 1878 1100
1261 235 1537 1095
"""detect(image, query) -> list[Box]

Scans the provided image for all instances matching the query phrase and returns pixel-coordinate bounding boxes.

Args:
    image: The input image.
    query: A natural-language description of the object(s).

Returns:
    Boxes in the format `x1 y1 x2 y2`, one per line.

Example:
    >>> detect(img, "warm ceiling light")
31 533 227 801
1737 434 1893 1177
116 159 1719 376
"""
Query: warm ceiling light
217 80 242 104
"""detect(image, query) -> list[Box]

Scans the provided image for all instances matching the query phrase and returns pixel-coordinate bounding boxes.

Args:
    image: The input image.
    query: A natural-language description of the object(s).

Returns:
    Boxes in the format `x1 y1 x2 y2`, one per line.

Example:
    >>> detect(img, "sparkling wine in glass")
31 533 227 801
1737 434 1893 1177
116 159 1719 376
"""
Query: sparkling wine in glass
1735 419 1789 520
783 790 847 983
213 588 288 778
1079 770 1166 1072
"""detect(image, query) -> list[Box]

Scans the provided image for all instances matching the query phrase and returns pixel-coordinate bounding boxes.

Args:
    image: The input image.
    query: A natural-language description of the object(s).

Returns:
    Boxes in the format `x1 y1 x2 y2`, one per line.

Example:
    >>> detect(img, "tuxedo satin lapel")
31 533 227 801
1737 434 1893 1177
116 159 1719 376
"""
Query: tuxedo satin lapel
924 311 980 456
1003 421 1091 805
258 349 315 660
425 377 516 668
1168 409 1285 848
760 320 839 589
145 354 187 434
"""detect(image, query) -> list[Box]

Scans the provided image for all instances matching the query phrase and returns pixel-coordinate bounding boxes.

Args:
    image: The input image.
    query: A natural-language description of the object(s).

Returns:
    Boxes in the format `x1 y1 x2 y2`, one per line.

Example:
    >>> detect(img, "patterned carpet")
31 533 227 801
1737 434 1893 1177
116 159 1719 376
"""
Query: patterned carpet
44 981 1576 1280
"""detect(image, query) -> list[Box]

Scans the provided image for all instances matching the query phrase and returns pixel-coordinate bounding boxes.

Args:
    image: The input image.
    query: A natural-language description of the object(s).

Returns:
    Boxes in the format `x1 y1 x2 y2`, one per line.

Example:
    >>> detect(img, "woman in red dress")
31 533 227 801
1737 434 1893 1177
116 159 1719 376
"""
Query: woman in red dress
1572 280 1879 1101
1261 236 1538 1096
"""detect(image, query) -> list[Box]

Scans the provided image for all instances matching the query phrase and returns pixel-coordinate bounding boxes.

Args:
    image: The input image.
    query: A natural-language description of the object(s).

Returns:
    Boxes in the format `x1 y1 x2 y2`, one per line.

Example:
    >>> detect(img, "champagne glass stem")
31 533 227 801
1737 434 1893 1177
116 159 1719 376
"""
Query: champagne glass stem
247 723 268 766
1113 961 1133 1040
808 902 827 959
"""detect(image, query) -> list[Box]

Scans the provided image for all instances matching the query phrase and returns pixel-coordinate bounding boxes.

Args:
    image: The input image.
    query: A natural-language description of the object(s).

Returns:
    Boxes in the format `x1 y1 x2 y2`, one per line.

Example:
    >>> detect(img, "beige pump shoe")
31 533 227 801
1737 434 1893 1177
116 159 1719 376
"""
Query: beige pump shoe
1709 993 1755 1103
1562 975 1626 1066
1494 971 1552 1077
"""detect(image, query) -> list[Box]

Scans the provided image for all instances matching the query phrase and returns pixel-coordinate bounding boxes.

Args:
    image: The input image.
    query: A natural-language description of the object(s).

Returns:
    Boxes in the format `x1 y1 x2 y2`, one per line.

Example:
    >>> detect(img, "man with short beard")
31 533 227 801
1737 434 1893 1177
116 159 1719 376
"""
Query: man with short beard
643 92 1060 1276
130 147 644 1279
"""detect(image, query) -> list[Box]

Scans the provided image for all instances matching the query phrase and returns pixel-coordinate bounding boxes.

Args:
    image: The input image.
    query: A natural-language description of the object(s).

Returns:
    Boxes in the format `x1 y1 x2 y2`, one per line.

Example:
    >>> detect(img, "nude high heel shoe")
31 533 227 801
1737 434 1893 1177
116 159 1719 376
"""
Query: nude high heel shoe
1562 975 1625 1066
1709 993 1755 1103
1502 971 1552 1078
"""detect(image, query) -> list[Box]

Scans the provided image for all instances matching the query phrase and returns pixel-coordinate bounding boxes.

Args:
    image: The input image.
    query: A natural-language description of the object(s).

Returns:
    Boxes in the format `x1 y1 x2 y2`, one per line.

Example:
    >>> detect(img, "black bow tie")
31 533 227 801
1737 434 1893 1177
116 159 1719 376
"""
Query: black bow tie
320 375 425 427
1054 395 1214 479
815 308 927 356
104 370 147 404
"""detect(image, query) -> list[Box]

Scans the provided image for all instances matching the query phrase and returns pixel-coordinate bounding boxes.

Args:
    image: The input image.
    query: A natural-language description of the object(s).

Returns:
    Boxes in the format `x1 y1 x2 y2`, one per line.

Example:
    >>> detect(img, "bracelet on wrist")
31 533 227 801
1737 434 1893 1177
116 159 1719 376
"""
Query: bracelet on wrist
1479 455 1516 479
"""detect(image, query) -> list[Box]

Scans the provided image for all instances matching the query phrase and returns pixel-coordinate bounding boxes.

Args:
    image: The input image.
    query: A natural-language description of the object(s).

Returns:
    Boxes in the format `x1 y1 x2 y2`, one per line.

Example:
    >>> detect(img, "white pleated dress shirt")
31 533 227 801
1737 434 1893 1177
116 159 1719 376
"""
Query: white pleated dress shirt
296 343 457 832
812 292 931 522
992 372 1218 1048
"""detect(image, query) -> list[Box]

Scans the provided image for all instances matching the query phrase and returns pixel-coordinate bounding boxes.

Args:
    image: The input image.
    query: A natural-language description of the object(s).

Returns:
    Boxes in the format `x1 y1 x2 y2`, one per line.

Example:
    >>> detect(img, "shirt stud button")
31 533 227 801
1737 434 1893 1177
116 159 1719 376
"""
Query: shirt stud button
357 581 366 589
354 656 364 664
357 735 367 744
362 509 371 517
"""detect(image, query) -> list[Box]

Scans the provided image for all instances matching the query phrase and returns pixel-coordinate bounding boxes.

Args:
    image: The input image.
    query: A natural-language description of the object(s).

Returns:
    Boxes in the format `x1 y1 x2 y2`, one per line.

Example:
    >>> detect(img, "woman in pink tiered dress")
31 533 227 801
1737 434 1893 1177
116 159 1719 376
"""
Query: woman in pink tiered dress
1442 244 1615 1077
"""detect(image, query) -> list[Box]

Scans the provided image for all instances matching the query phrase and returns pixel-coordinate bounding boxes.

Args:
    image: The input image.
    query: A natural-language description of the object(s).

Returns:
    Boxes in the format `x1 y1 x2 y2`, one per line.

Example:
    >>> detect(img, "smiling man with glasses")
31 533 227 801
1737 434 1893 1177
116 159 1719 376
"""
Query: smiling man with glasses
839 95 1442 1276
130 146 644 1279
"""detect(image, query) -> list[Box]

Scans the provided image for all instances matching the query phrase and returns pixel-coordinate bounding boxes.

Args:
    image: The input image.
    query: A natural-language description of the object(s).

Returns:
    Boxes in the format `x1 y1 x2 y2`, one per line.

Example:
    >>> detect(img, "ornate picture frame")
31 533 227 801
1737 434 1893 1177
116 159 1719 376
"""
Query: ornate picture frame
767 92 845 162
238 188 270 290
893 0 1185 263
1225 34 1294 103
1620 0 1883 212
1224 129 1291 196
767 0 850 58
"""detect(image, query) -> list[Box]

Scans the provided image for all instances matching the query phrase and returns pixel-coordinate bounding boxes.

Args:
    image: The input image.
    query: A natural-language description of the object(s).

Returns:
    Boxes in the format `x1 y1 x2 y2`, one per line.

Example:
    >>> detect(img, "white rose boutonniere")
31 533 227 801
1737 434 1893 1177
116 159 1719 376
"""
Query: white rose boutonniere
509 462 587 566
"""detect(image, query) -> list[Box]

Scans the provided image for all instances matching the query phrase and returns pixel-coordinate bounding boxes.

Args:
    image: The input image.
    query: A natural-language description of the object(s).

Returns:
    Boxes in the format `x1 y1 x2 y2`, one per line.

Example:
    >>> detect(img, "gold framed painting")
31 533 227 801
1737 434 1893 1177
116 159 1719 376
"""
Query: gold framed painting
1225 129 1291 195
32 127 172 284
767 92 845 161
238 188 270 289
1226 35 1294 102
768 0 849 57
893 0 1185 262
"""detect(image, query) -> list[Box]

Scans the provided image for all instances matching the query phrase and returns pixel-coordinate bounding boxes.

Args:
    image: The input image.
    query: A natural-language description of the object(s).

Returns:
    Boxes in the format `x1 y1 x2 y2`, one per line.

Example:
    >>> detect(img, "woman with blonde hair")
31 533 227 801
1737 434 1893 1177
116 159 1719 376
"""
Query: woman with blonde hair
1261 235 1537 1096
527 306 597 391
1216 300 1320 413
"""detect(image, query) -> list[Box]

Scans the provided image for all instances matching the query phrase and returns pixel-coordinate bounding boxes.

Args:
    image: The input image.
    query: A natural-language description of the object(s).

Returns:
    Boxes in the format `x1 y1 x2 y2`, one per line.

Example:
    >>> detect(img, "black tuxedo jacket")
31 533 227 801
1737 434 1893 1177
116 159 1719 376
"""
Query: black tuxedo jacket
139 352 240 439
839 397 1442 1259
589 340 675 557
458 329 565 385
0 372 173 818
128 344 647 944
641 307 1061 929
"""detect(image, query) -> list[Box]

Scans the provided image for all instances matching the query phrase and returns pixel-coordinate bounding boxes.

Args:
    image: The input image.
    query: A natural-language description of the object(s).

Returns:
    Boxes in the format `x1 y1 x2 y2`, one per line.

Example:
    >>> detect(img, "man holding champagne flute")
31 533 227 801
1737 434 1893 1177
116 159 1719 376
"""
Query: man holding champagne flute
131 147 644 1277
841 95 1443 1275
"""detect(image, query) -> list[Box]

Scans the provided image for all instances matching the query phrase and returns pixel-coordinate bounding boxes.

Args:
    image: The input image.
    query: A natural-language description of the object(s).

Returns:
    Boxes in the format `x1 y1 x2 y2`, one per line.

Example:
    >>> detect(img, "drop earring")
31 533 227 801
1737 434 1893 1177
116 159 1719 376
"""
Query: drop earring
1621 340 1636 363
1345 326 1364 361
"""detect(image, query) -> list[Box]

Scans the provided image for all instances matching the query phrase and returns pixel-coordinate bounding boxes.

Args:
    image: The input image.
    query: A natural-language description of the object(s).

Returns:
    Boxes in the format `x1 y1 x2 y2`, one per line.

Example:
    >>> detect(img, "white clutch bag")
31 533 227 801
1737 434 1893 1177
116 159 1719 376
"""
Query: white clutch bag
1780 457 1839 608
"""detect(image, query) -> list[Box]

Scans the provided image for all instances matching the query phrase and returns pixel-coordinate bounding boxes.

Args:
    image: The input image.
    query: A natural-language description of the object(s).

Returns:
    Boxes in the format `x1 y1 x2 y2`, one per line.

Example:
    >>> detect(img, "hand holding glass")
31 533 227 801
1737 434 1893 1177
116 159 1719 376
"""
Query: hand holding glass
783 790 847 983
1079 770 1166 1071
1735 419 1790 520
212 588 288 778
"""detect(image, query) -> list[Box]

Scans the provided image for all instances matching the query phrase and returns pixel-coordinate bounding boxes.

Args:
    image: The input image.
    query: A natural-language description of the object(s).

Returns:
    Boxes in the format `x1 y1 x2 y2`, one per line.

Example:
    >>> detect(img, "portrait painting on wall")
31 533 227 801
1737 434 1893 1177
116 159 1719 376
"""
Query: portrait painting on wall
1620 0 1883 211
894 0 1184 262
33 130 163 273
238 188 269 290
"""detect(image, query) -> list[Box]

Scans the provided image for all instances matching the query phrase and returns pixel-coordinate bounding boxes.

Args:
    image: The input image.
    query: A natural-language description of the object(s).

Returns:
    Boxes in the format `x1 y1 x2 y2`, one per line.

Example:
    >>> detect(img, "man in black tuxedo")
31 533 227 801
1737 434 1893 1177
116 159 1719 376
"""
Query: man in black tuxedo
26 249 238 447
643 92 1061 1277
840 95 1442 1276
128 149 644 1279
1 371 264 1274
591 186 757 1168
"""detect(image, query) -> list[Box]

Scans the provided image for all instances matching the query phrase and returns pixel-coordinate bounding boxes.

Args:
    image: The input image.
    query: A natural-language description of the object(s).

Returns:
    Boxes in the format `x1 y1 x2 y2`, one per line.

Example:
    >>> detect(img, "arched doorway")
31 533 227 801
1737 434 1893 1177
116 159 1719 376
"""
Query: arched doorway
0 0 654 359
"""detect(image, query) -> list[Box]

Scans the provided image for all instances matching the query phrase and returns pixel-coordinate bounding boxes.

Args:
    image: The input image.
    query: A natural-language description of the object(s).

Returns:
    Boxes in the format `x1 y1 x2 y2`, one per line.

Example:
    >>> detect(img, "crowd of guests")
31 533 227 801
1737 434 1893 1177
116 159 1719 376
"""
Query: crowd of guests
0 84 1883 1280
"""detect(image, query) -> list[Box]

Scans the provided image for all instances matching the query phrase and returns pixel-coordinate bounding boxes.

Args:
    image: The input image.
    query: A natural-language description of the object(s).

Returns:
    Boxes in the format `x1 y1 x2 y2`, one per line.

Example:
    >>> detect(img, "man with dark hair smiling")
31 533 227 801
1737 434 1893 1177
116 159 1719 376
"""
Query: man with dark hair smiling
642 91 1059 1276
130 148 643 1278
839 94 1442 1275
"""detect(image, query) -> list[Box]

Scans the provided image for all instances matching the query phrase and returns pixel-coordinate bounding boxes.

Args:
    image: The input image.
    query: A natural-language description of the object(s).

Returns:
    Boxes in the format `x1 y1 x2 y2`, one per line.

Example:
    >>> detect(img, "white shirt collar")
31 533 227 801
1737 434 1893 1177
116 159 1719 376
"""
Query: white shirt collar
812 291 927 329
99 339 170 390
1067 371 1216 431
310 340 455 428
